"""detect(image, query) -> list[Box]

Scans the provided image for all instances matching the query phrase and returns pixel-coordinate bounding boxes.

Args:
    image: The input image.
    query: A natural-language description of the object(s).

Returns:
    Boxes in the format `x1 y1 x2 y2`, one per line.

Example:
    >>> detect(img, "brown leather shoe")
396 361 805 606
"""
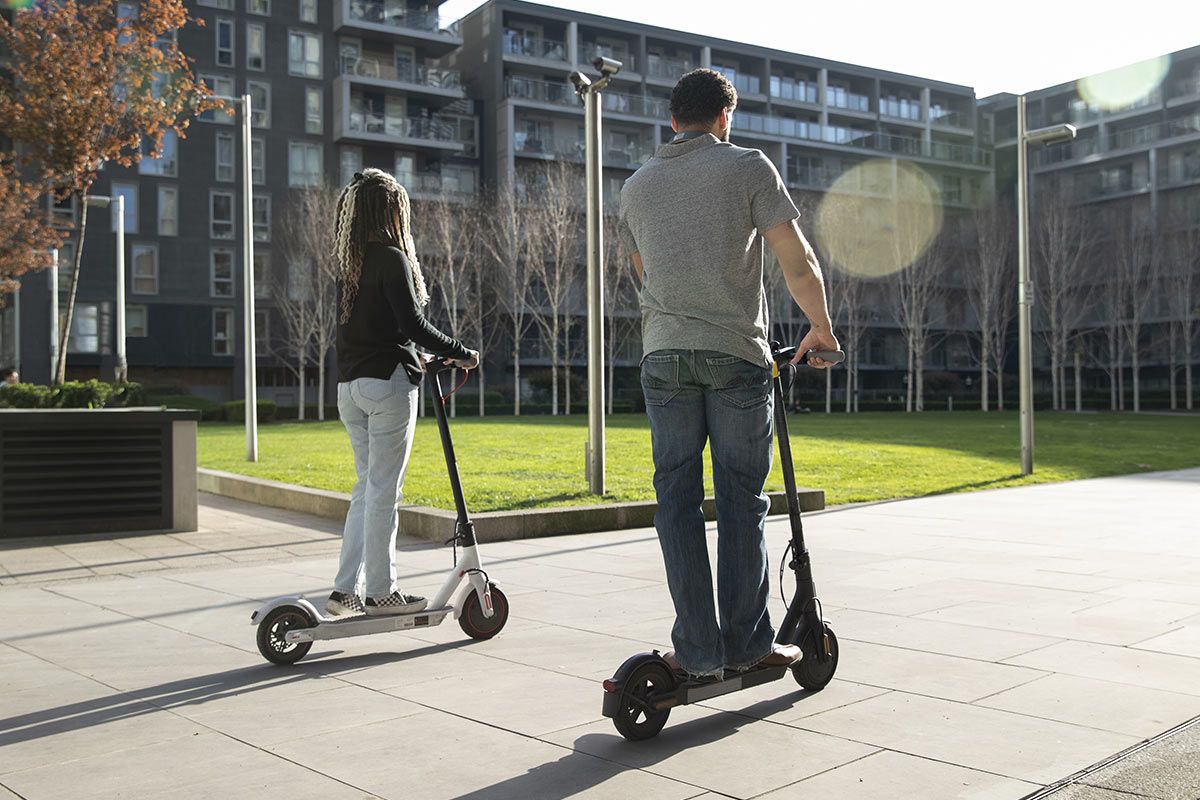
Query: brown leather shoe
759 643 803 667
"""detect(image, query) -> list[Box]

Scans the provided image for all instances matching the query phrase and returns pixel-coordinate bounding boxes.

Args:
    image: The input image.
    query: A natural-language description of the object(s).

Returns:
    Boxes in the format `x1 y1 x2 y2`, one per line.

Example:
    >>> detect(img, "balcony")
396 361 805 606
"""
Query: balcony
770 77 818 105
1110 114 1200 151
827 88 871 114
403 169 479 198
503 30 567 62
340 56 463 97
930 108 970 129
713 66 763 97
345 110 469 151
646 54 696 83
1168 76 1200 102
507 76 576 108
338 1 462 50
880 98 922 122
737 111 819 141
1037 137 1101 167
581 42 638 74
603 91 669 119
514 133 651 168
786 163 840 190
1086 175 1152 199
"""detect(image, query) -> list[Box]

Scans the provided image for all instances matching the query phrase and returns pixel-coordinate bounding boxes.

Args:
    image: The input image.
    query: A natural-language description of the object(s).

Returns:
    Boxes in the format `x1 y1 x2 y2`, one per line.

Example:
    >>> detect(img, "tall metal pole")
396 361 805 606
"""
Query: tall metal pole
584 88 606 495
1016 95 1034 476
242 94 258 462
49 249 59 380
115 194 127 383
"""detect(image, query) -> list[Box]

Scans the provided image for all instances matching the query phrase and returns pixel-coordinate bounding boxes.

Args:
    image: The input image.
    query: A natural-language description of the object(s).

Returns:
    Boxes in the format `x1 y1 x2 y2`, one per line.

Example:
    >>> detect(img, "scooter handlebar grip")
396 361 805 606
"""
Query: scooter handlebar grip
804 349 845 366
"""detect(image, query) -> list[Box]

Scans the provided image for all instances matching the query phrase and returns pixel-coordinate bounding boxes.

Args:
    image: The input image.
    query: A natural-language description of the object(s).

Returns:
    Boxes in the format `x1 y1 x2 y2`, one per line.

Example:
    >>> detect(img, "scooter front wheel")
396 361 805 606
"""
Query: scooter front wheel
257 605 315 665
792 623 839 690
613 661 675 741
459 584 509 640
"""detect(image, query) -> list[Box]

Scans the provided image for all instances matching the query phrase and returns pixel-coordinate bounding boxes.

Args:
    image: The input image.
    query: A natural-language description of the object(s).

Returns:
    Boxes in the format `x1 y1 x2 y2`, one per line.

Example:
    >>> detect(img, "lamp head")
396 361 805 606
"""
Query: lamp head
593 56 622 77
1025 123 1077 146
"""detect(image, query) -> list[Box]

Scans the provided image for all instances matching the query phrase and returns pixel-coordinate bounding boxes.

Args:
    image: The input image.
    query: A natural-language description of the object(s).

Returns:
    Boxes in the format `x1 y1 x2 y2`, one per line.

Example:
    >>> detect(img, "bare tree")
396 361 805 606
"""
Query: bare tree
890 219 947 413
1033 183 1094 411
1165 222 1199 411
268 266 313 420
481 181 534 415
416 190 482 417
967 205 1015 411
1110 203 1161 412
280 185 340 420
602 211 641 414
525 161 582 416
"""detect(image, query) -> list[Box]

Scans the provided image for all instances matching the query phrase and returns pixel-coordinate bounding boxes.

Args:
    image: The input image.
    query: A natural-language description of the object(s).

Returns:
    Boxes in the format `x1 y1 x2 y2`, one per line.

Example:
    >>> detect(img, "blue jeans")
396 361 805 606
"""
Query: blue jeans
333 366 419 599
642 349 776 678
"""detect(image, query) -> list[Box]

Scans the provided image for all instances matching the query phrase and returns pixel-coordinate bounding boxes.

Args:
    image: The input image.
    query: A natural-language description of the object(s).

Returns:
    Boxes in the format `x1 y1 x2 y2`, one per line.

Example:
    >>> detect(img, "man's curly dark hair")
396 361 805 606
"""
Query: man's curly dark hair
669 68 738 127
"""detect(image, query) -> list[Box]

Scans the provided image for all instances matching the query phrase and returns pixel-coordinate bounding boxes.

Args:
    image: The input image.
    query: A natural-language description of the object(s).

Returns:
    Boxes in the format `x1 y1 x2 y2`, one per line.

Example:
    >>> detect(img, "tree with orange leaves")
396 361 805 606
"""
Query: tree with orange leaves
0 0 224 383
0 161 64 301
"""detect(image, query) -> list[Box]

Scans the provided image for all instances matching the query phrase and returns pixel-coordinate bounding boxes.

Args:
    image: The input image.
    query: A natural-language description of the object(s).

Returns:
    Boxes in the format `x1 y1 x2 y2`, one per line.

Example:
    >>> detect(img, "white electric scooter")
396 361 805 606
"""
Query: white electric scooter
251 357 509 665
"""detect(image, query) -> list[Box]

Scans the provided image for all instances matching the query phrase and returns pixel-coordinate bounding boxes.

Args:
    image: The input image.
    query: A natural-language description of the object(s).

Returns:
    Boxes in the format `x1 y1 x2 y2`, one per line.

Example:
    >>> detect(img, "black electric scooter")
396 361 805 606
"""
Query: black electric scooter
601 344 844 740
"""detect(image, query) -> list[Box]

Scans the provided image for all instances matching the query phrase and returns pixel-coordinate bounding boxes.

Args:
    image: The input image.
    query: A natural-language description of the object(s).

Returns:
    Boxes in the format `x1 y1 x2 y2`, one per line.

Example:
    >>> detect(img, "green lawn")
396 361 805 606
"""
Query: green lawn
197 411 1200 512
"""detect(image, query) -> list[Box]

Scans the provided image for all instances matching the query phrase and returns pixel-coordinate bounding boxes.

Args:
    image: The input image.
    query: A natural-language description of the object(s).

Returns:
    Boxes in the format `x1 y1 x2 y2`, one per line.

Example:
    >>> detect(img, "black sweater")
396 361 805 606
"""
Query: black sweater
335 243 470 385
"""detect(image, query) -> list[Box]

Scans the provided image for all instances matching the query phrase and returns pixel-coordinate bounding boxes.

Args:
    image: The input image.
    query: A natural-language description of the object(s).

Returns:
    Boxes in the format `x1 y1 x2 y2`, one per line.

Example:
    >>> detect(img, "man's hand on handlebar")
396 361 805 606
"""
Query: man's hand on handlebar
793 328 841 369
447 349 480 370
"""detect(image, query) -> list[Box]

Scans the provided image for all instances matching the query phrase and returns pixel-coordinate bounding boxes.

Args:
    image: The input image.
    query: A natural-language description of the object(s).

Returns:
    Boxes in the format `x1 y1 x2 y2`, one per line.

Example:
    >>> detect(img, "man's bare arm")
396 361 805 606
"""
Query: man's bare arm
631 251 644 284
762 219 839 366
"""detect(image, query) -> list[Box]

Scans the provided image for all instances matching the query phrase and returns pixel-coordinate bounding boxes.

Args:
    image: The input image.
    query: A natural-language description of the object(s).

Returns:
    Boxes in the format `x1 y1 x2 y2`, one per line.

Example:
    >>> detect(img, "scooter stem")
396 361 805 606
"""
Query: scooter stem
428 366 475 543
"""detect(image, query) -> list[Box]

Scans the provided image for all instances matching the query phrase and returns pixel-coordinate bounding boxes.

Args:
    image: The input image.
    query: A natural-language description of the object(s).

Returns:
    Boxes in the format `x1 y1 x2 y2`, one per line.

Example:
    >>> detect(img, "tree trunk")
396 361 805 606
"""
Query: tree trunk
1132 350 1141 413
824 367 832 414
980 347 989 412
563 320 570 416
1074 350 1082 413
915 354 925 412
1117 339 1126 411
1169 328 1178 411
450 380 457 418
1109 330 1117 411
905 340 914 412
853 363 860 412
478 367 486 417
997 370 1004 411
298 361 306 421
550 317 559 416
418 377 426 417
55 192 90 385
512 312 522 416
843 359 852 413
317 349 327 421
1050 351 1060 412
1186 334 1195 411
607 348 615 415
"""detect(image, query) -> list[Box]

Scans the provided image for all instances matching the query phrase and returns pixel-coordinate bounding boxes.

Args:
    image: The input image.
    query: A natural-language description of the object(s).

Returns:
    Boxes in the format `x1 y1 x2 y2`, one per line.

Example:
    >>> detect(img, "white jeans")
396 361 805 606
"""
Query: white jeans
333 366 419 599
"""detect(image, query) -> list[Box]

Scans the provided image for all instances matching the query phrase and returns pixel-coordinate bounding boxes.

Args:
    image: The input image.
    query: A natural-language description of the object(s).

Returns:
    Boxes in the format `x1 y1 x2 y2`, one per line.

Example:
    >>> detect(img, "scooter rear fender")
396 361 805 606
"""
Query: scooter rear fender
249 595 322 625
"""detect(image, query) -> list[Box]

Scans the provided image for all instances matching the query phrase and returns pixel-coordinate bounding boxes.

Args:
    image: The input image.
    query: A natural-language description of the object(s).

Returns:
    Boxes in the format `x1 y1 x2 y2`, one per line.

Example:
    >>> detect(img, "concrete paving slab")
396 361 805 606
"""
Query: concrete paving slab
1132 625 1200 659
1006 640 1200 697
834 607 1063 661
796 691 1139 784
695 679 891 724
757 749 1039 799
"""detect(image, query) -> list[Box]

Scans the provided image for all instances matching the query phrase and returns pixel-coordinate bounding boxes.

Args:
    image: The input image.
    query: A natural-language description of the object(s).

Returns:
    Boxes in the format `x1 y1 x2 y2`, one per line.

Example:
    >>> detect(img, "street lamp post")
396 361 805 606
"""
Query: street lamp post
213 93 258 461
84 194 127 384
1016 95 1076 475
49 248 59 380
570 57 622 496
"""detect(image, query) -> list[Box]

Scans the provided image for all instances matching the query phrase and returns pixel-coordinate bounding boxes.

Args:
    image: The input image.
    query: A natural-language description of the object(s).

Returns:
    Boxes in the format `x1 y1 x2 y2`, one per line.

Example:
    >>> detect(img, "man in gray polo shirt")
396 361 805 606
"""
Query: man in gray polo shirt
619 68 839 680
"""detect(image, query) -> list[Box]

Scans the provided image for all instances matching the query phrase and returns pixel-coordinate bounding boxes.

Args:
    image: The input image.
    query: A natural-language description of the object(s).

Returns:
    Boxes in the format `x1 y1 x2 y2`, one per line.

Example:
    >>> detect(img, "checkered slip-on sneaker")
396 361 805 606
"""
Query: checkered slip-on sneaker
326 591 365 617
364 592 428 616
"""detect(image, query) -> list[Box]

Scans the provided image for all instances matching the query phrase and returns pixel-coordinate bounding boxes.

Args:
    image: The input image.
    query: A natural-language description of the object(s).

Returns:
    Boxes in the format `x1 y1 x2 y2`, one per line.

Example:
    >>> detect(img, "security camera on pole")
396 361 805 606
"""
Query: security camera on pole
570 56 622 496
1015 95 1075 475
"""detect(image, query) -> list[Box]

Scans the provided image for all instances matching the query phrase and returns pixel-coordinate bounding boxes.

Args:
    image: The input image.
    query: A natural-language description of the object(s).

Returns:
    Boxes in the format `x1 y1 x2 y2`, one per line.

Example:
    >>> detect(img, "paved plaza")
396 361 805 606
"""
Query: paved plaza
2 470 1199 799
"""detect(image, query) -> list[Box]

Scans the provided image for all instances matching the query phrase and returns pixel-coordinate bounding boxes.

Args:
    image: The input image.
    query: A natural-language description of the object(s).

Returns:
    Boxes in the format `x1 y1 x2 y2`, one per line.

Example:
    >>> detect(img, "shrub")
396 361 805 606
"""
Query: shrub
146 393 223 421
0 383 53 408
110 381 146 407
222 399 278 424
51 379 113 409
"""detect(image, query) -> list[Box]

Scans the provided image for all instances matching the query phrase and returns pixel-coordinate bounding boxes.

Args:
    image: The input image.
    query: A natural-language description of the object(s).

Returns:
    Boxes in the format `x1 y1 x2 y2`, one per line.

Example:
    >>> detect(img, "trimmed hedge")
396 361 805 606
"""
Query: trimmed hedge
0 380 143 409
222 399 278 424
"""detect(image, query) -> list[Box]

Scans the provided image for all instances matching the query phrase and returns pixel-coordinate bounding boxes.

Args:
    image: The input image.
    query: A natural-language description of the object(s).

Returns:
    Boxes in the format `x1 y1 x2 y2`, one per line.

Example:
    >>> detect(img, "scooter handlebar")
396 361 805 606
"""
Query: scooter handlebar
770 345 846 369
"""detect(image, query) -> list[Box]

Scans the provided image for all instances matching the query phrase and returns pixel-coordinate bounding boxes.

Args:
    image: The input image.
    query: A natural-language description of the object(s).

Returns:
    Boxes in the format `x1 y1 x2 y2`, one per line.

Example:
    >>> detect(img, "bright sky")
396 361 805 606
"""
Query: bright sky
440 0 1200 98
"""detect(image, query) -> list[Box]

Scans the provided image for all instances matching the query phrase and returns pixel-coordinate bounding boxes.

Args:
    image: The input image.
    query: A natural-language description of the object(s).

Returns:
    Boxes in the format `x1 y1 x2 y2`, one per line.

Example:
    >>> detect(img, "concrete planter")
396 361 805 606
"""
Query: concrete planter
0 408 200 537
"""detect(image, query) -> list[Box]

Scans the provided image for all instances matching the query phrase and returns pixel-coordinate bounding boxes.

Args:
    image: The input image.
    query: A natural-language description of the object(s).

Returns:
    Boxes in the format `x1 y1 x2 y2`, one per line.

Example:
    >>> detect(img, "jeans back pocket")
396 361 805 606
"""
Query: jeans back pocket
705 355 771 409
640 352 682 406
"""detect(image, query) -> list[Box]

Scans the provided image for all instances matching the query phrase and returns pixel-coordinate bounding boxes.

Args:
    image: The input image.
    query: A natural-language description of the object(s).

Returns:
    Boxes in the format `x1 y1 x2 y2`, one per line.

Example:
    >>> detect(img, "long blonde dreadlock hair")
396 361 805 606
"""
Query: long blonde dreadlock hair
334 168 429 324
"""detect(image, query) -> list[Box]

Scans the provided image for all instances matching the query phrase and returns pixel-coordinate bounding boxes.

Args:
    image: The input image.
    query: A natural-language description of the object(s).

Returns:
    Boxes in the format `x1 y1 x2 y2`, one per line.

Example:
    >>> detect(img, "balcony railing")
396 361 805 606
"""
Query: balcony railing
347 1 460 37
827 88 871 113
770 77 818 104
1086 176 1152 199
507 76 576 107
930 108 969 128
503 30 567 61
514 133 652 167
582 43 637 73
1169 76 1200 101
1110 114 1200 151
402 170 479 196
786 164 840 189
347 111 466 144
880 98 922 122
341 57 461 90
714 66 762 95
646 54 696 82
1038 137 1101 166
737 111 819 140
603 91 669 119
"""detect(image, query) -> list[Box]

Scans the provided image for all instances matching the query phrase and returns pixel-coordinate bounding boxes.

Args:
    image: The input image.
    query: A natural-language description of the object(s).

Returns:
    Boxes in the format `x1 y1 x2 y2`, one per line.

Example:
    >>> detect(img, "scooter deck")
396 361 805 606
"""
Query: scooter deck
656 664 789 709
284 605 453 643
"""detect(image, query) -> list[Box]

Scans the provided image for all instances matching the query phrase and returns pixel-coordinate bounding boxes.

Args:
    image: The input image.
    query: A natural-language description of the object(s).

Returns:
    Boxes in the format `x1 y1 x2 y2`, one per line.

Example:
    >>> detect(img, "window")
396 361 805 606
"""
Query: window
200 75 235 122
130 244 158 294
255 309 270 356
247 0 269 15
299 0 317 23
213 308 235 355
305 86 323 134
211 191 234 239
126 305 148 338
253 194 270 242
394 153 415 185
289 31 321 78
215 19 234 67
252 137 266 185
288 141 322 187
139 130 178 176
198 0 233 8
51 194 77 227
69 303 100 353
216 132 235 181
254 251 271 298
246 22 265 70
211 250 235 297
157 185 178 236
248 80 270 128
111 183 138 234
340 146 362 186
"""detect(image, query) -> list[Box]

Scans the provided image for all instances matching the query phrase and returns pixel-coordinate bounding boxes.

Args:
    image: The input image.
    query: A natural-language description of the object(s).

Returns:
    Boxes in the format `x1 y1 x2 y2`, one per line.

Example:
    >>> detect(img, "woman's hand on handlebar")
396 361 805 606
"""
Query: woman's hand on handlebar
447 349 480 370
793 328 840 369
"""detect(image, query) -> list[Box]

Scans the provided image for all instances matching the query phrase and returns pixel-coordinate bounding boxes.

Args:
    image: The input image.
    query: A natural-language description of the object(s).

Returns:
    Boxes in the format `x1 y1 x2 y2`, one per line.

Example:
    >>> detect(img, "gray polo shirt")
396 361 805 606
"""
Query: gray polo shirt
618 133 799 368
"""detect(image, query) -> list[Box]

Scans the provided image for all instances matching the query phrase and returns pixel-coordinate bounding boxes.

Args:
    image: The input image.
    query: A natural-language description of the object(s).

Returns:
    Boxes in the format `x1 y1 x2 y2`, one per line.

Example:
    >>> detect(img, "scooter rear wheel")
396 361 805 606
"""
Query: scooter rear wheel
257 605 314 666
613 662 675 741
459 584 509 640
792 623 839 690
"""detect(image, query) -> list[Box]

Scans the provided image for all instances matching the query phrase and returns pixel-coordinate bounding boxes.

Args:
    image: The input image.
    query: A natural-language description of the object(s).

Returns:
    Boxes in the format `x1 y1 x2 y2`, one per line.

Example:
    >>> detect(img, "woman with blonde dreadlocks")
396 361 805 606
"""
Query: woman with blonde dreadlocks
327 169 479 617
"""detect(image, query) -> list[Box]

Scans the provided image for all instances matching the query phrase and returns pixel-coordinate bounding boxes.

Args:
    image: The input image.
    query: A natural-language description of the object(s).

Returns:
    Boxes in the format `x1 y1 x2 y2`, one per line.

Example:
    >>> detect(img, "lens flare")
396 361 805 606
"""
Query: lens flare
1 0 36 9
1078 55 1170 111
814 159 943 278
